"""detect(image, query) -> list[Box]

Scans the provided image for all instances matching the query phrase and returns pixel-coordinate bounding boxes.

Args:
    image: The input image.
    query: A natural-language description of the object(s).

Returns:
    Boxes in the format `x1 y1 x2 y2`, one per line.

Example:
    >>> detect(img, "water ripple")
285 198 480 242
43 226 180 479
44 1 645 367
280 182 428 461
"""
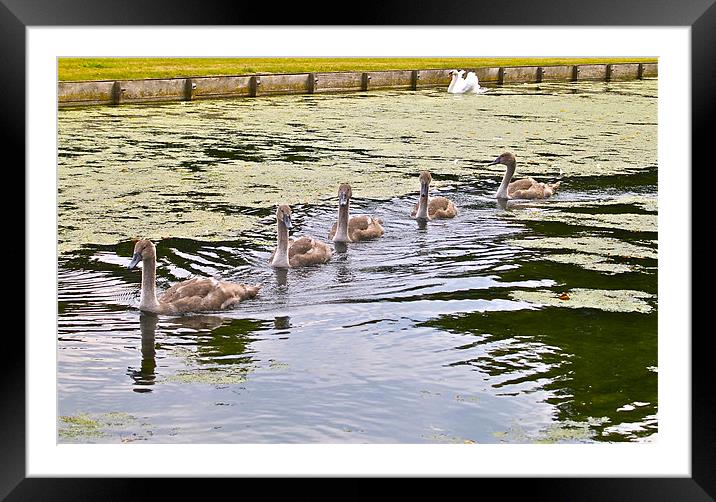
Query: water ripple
57 79 658 444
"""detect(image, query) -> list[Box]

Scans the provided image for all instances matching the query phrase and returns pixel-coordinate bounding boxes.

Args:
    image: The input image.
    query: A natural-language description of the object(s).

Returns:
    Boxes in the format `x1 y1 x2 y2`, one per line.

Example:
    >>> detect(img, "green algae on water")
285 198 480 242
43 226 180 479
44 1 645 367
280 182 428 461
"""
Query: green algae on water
548 195 658 214
533 417 611 444
507 236 656 260
58 80 657 254
58 412 140 442
505 209 657 234
493 417 610 444
507 235 656 274
165 366 250 385
58 414 105 440
509 288 655 313
543 253 639 274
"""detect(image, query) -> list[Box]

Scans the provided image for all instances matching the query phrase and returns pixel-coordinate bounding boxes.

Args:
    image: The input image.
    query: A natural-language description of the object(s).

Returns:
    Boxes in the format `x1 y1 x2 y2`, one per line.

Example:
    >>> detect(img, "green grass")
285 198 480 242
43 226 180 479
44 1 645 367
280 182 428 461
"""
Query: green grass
58 57 657 82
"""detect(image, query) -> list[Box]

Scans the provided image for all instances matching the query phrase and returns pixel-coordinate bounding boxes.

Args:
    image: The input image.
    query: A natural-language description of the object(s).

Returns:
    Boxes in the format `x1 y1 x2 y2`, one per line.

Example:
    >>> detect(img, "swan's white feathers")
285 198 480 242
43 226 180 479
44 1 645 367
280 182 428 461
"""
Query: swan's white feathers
448 69 487 94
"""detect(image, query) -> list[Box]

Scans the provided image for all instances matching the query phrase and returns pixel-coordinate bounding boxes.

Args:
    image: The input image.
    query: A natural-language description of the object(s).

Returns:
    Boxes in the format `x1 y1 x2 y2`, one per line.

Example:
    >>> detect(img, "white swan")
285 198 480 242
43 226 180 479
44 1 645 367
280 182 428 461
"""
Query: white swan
463 71 488 94
447 70 467 94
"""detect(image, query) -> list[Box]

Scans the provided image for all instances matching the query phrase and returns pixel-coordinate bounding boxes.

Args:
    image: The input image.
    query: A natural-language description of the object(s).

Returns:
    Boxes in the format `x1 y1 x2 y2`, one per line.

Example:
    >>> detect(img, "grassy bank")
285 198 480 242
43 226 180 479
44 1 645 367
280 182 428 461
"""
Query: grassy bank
58 57 657 82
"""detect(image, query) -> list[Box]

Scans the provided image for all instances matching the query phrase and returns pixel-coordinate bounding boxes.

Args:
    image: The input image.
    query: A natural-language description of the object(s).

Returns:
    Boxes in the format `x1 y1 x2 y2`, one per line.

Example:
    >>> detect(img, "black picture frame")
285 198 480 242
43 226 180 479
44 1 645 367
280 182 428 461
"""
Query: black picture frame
8 0 709 497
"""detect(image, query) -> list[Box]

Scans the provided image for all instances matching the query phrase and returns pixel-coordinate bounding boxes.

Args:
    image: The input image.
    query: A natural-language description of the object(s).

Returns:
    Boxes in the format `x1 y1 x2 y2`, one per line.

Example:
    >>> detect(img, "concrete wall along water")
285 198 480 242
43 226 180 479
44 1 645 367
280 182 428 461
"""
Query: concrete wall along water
58 63 658 108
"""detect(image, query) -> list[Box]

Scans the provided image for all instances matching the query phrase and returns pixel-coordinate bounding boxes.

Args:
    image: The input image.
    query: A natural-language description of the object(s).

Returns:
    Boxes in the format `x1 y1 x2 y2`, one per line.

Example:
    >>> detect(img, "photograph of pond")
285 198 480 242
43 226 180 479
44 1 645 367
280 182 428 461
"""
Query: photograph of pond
57 59 657 444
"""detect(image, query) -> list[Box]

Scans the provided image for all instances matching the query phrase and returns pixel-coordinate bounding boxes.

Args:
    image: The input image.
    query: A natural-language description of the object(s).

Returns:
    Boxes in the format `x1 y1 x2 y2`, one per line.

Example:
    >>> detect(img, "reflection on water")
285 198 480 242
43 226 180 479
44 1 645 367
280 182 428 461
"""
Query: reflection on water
57 80 657 443
127 313 158 392
415 218 429 231
273 267 288 288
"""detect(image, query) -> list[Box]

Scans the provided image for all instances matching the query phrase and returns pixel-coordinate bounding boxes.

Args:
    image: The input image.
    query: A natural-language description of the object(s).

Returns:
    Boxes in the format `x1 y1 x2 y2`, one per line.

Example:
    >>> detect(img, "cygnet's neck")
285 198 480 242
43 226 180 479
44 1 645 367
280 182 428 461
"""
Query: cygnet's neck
415 189 429 219
333 203 351 242
496 164 516 199
139 255 161 312
272 220 290 268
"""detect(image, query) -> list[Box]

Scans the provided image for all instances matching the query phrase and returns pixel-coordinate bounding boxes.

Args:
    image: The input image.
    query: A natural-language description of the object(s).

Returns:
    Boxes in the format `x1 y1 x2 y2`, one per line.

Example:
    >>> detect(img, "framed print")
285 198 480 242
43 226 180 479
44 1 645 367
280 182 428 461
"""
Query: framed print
9 0 711 498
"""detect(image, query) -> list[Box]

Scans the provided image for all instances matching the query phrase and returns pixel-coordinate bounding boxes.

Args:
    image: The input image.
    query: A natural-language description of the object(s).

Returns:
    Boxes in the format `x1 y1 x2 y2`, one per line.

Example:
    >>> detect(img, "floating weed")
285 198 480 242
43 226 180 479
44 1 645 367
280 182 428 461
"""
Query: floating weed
164 345 196 359
534 423 595 444
423 432 477 444
59 79 657 254
423 424 477 444
59 412 143 442
547 253 638 274
419 390 441 399
492 425 530 443
161 341 254 385
166 366 250 385
101 411 137 427
549 194 658 214
341 425 366 434
58 206 258 255
510 288 654 313
508 210 657 233
493 417 609 444
58 414 105 440
533 417 611 444
507 236 656 260
507 235 655 273
611 195 657 213
60 413 99 427
267 359 289 371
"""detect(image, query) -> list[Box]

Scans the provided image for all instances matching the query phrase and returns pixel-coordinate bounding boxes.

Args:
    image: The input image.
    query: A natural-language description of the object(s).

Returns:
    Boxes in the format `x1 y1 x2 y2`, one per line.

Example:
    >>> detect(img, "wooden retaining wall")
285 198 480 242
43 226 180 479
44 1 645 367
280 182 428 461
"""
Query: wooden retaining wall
58 62 657 108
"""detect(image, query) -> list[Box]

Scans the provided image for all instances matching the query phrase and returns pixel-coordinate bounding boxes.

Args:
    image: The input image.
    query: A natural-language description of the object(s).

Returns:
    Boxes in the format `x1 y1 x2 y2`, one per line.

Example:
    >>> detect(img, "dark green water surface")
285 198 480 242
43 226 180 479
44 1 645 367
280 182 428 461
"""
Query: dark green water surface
57 80 657 443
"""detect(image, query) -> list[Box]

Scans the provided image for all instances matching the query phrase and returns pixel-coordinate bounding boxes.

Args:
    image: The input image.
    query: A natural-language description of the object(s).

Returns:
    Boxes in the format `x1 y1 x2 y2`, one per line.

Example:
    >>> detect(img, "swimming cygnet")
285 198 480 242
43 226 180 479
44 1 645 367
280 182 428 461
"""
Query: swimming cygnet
269 204 333 268
128 239 260 315
328 183 384 242
411 171 458 220
489 151 561 199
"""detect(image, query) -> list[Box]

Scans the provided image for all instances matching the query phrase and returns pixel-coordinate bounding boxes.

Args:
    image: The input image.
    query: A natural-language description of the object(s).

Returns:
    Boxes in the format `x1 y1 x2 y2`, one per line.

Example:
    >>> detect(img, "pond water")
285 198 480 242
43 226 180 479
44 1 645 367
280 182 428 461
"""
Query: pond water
57 79 658 443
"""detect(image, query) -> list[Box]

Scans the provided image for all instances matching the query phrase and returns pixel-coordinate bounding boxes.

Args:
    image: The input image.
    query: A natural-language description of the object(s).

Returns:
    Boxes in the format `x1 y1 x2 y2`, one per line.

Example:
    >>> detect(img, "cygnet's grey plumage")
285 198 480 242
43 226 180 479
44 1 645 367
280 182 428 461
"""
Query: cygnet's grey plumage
328 183 384 242
411 171 458 220
269 204 333 268
489 151 561 199
128 239 259 315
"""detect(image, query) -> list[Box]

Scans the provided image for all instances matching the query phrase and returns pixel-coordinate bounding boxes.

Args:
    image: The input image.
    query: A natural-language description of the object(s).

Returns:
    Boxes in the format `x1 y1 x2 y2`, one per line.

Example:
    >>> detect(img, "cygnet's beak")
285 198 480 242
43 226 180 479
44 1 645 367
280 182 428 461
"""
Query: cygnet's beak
283 214 292 229
128 253 142 269
488 156 501 166
338 191 349 207
420 182 429 197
